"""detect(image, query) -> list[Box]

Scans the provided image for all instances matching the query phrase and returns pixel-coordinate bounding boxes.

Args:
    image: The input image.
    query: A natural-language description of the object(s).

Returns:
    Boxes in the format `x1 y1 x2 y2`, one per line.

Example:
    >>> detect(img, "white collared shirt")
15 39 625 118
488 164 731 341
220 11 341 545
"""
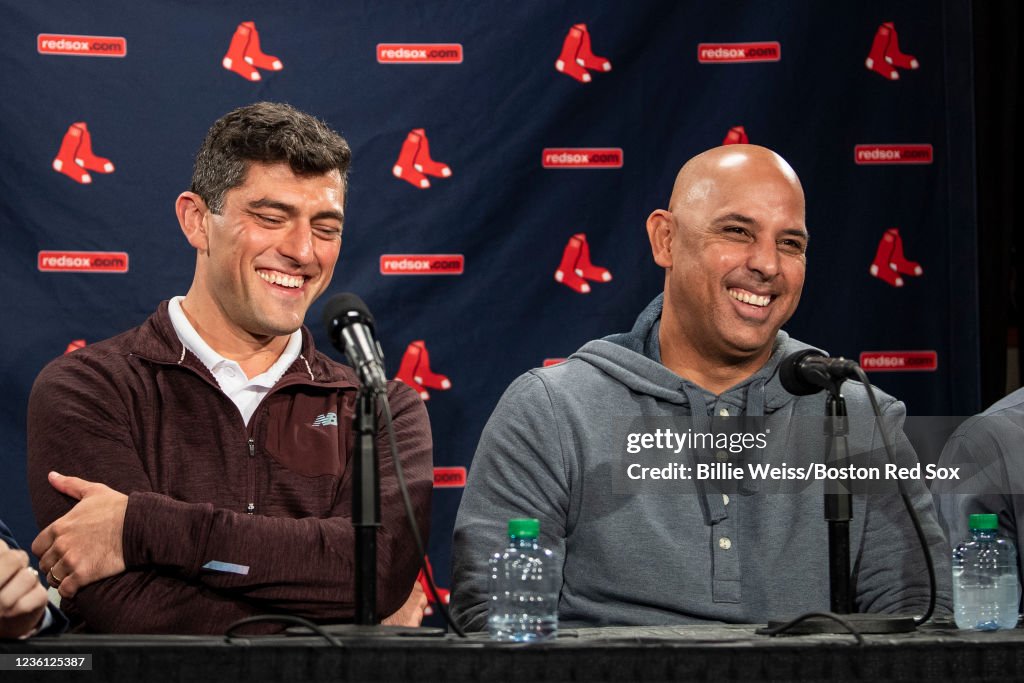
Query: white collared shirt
168 296 302 425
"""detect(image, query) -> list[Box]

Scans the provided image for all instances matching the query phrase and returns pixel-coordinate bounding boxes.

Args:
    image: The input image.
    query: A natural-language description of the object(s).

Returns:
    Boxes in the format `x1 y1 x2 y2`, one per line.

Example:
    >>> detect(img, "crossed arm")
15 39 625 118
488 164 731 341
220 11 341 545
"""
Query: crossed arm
27 361 432 634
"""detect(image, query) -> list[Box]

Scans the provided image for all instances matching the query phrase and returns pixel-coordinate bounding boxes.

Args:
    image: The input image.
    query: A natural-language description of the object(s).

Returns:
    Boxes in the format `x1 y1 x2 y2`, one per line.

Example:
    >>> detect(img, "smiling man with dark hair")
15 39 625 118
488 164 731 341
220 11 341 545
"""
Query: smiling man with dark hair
27 102 431 634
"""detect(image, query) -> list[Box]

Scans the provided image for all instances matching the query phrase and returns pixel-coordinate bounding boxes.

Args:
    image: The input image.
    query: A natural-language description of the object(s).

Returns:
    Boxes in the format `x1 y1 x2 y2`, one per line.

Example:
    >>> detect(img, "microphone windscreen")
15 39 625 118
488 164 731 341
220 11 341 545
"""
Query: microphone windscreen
322 293 373 329
778 349 823 396
322 293 376 351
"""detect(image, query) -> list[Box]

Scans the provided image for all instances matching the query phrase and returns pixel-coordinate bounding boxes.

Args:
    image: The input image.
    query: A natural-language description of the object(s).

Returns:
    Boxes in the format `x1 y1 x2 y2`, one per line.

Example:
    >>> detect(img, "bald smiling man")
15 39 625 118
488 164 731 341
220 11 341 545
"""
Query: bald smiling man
451 145 952 630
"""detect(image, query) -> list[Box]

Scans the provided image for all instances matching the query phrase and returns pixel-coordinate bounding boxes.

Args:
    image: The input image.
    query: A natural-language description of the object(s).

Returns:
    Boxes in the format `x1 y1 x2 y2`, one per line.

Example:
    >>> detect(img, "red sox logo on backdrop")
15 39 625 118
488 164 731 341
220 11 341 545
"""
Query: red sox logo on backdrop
416 556 451 617
869 228 923 288
433 467 466 488
395 341 451 400
554 233 612 294
859 351 937 372
380 254 464 275
697 41 781 64
37 33 126 57
541 148 623 168
854 144 933 165
38 251 129 273
555 24 612 83
865 22 919 80
377 43 463 64
52 123 114 184
222 21 282 81
722 126 749 145
393 129 452 189
64 340 87 355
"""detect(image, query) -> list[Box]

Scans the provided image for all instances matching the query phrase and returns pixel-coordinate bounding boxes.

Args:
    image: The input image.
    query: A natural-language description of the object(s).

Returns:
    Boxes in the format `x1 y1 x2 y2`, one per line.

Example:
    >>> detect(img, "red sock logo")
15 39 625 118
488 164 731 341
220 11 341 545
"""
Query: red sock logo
417 557 450 617
53 122 114 184
555 24 612 83
393 129 452 189
223 21 282 81
723 126 749 145
869 228 923 287
64 339 86 355
865 22 919 80
554 233 613 293
395 340 451 400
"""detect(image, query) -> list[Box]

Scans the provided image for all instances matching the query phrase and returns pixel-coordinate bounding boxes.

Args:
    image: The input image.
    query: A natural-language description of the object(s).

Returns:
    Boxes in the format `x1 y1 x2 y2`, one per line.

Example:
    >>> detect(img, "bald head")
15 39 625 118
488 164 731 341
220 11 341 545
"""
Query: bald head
646 143 808 390
668 145 803 217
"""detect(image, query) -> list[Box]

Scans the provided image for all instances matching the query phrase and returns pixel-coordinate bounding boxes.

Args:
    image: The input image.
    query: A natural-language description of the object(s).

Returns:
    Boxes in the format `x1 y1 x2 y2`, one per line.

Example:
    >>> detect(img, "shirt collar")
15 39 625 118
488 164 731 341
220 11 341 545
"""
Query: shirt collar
167 296 302 384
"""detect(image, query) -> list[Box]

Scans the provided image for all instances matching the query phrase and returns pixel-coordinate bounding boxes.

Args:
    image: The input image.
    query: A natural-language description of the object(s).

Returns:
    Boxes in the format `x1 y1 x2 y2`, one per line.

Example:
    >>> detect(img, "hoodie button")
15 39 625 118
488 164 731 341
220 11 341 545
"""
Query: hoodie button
719 537 732 550
719 408 730 417
722 494 730 505
716 450 728 461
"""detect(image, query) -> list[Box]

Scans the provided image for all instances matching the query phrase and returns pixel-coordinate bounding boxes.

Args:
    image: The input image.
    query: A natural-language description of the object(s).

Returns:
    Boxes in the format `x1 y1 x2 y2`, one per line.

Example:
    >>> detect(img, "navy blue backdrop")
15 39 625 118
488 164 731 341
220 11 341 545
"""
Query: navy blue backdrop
0 0 978 619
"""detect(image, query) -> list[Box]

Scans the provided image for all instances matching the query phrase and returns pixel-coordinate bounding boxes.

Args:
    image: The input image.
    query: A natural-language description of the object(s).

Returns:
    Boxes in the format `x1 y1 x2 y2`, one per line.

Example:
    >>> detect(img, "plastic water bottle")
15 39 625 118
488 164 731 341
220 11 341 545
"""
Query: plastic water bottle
952 513 1020 630
487 518 558 642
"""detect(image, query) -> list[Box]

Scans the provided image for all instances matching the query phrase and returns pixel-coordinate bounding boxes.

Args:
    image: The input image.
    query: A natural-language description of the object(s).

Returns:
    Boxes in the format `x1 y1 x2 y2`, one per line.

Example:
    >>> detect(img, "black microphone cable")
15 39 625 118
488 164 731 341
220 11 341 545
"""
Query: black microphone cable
380 394 467 638
853 366 938 627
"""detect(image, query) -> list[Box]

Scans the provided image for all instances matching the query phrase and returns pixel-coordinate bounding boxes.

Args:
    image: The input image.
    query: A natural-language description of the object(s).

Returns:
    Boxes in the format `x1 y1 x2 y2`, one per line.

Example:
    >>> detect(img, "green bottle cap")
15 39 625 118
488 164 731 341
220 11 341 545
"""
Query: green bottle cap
969 513 998 531
508 518 540 539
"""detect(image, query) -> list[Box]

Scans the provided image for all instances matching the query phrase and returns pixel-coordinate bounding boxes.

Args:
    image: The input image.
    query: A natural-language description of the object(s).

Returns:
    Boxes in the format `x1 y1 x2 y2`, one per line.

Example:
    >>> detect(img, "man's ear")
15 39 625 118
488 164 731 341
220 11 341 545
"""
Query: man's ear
646 209 676 268
176 192 211 251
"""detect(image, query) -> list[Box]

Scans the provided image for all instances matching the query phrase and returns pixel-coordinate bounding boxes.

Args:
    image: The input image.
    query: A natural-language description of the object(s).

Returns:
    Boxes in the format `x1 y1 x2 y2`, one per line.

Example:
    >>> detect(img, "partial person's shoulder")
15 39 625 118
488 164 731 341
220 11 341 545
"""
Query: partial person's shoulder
306 347 424 412
518 341 628 395
527 354 596 384
34 325 145 389
837 379 902 416
980 387 1024 419
947 387 1024 446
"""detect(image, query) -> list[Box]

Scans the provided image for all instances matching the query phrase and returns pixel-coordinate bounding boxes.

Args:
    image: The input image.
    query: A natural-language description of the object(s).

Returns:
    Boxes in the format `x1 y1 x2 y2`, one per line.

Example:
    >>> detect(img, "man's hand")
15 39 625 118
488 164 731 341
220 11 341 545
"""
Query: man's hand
381 580 427 627
31 471 128 599
0 542 48 639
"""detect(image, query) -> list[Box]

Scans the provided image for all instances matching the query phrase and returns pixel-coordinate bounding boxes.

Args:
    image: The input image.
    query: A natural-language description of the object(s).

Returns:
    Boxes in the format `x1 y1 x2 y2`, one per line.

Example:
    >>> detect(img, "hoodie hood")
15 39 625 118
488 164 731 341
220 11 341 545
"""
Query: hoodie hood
571 293 823 414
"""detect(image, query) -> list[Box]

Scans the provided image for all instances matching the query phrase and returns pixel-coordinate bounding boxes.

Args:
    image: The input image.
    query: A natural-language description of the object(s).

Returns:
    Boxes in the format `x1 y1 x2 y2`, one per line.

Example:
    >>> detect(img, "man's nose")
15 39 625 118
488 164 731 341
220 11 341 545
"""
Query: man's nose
747 238 780 278
280 222 315 263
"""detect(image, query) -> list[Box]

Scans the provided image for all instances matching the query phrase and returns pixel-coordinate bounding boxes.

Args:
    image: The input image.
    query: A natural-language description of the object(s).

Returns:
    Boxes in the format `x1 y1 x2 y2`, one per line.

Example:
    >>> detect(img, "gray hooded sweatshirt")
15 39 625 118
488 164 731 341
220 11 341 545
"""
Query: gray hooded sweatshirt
451 294 952 630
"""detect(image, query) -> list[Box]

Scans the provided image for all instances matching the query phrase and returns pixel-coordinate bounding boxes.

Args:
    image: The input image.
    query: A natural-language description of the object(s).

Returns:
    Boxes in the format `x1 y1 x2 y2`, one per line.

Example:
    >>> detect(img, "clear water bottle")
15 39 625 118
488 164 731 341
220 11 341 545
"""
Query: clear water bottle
487 518 558 642
952 513 1020 630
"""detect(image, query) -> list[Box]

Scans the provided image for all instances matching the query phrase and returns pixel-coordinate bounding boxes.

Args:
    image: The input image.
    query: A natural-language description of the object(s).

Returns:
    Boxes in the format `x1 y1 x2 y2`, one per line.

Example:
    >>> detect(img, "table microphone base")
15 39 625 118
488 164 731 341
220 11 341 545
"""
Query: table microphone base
285 624 447 638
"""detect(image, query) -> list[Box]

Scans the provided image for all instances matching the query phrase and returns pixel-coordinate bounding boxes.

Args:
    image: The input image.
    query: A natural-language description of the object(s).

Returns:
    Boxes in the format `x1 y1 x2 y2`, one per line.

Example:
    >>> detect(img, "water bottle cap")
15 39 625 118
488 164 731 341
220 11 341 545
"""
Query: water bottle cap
969 513 998 530
508 518 539 539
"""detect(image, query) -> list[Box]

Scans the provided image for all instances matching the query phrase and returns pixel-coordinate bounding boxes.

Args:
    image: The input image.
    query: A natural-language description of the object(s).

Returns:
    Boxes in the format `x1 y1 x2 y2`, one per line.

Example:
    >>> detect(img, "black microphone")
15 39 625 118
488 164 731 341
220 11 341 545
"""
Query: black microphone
779 349 860 396
322 293 387 392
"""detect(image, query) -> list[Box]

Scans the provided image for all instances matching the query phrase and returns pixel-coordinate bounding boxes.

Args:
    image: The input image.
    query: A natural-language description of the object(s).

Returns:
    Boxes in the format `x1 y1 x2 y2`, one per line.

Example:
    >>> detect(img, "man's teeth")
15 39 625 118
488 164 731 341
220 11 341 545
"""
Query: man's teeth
258 271 303 288
729 290 771 307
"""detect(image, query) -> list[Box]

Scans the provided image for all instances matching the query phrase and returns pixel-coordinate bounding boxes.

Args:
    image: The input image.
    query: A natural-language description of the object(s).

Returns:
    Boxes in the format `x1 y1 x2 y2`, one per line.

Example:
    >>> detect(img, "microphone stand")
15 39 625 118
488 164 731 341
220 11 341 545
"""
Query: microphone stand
296 382 441 638
765 376 916 634
353 384 380 625
316 384 431 636
824 387 852 614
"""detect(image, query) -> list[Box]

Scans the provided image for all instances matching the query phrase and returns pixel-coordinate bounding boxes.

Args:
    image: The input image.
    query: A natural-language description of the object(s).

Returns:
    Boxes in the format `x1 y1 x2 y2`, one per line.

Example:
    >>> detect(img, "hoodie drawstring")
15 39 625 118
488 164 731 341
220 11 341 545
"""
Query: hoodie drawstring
738 378 768 495
680 385 729 526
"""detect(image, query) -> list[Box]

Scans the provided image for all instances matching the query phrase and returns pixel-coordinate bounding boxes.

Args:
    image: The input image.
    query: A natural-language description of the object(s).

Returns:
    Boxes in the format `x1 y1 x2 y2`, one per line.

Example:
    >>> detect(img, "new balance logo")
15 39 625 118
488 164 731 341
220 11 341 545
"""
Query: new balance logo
312 412 338 426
